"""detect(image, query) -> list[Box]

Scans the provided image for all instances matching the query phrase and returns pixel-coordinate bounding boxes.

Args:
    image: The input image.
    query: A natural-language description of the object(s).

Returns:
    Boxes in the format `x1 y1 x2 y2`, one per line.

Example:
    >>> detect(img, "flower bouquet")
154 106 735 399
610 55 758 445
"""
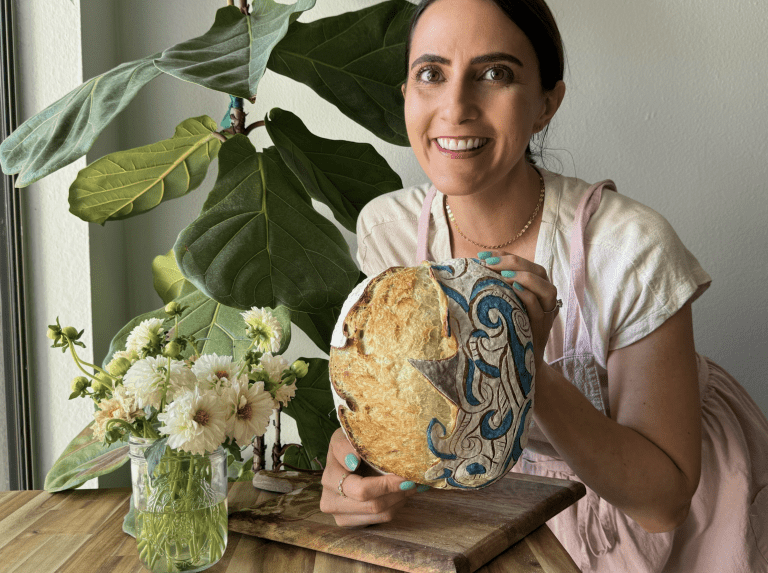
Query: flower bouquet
48 303 307 573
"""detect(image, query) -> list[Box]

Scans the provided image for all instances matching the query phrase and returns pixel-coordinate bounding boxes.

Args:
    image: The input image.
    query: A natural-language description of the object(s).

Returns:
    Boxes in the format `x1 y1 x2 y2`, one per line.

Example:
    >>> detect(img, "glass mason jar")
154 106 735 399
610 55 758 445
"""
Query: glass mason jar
129 436 228 573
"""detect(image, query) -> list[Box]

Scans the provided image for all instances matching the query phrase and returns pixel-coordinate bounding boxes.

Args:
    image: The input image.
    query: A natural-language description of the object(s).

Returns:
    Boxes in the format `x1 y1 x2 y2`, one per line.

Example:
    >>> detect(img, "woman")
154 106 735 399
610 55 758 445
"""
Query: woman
319 0 768 570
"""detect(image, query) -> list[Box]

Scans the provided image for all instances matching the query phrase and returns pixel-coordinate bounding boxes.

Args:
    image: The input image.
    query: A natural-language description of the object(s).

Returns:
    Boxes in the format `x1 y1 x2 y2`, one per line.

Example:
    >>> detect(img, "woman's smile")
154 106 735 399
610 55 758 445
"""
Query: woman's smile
434 137 489 157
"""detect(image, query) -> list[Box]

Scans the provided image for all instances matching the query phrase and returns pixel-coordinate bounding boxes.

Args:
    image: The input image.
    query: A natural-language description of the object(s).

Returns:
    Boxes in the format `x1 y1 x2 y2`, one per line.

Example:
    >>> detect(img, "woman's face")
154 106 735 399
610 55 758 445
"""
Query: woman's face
403 0 561 197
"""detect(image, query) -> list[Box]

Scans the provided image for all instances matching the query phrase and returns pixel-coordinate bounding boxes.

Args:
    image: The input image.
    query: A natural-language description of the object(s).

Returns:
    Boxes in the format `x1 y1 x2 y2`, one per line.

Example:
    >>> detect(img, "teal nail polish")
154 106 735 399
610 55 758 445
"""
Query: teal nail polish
345 453 359 472
501 270 516 278
399 481 416 491
416 484 431 493
513 282 525 291
477 251 492 259
485 257 501 265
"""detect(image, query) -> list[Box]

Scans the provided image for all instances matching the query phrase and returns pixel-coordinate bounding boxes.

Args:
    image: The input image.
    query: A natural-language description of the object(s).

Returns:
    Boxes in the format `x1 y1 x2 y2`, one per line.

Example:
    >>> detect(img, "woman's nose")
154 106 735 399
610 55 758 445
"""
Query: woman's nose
439 78 479 124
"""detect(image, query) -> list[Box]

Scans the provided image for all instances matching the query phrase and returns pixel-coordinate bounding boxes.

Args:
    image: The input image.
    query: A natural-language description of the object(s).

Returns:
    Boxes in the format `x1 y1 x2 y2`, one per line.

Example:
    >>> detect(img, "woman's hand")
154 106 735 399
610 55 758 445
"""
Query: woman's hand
319 428 421 527
478 251 559 369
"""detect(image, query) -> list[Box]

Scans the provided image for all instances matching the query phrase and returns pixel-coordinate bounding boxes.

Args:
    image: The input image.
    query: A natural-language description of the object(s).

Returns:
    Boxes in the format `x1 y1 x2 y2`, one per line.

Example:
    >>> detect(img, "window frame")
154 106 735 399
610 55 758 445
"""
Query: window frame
1 0 35 491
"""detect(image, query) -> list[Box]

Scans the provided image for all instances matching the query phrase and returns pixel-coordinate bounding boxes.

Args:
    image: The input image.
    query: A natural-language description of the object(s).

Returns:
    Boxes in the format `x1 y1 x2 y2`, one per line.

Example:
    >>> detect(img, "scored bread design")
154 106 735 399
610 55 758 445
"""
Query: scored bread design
330 258 535 489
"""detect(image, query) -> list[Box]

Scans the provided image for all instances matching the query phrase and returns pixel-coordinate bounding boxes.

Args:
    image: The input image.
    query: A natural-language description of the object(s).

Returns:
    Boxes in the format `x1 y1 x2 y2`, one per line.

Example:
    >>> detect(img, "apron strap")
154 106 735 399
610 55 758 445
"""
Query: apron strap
564 180 617 356
416 185 438 263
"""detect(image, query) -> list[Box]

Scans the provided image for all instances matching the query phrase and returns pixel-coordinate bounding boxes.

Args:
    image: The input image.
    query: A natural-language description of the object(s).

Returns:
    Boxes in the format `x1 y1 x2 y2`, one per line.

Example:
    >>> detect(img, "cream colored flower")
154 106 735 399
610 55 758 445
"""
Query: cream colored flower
252 352 289 385
240 307 282 353
125 318 165 354
274 381 297 407
224 380 274 446
157 388 227 455
112 349 139 364
192 353 245 393
93 385 144 441
123 357 196 410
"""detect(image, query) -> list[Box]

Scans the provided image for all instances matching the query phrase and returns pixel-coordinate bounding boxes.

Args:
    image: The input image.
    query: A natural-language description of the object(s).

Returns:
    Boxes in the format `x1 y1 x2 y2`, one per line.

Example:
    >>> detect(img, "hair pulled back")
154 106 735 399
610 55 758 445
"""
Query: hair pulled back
404 0 565 161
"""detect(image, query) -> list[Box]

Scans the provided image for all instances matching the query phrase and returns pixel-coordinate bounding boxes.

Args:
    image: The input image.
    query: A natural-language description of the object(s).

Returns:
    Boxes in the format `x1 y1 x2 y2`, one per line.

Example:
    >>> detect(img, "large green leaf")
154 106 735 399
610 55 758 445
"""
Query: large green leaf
68 117 222 224
0 53 163 187
268 0 414 146
174 136 359 313
155 1 315 100
44 423 129 492
103 290 292 367
152 249 198 305
265 108 402 233
282 358 339 469
291 306 341 355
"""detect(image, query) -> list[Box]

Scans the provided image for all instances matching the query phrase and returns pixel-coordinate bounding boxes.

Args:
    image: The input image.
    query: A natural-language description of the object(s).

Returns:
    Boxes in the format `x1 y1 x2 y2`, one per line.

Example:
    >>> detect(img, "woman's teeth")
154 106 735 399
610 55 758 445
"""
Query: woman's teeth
436 137 487 151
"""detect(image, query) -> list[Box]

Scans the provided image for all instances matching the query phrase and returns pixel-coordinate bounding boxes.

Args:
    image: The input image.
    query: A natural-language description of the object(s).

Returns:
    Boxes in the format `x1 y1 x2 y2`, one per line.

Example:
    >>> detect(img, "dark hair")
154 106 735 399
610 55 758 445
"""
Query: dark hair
404 0 565 162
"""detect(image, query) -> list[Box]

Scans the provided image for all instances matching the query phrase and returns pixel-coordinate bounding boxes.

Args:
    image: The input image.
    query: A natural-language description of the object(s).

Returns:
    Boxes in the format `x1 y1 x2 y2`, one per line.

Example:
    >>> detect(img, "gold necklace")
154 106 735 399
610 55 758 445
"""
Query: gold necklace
445 170 545 250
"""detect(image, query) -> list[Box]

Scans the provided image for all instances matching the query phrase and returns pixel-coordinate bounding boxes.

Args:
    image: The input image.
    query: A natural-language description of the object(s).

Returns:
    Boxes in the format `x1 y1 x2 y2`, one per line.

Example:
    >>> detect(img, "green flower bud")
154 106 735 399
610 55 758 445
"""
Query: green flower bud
107 357 132 377
47 326 61 340
164 301 180 316
62 326 79 340
291 360 309 378
71 376 90 393
91 373 112 393
163 341 181 358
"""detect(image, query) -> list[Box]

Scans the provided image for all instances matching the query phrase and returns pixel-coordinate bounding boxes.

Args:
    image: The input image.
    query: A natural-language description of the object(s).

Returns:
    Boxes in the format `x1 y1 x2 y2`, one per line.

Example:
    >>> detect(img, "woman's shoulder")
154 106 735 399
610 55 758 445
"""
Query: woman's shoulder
546 170 679 250
357 182 433 233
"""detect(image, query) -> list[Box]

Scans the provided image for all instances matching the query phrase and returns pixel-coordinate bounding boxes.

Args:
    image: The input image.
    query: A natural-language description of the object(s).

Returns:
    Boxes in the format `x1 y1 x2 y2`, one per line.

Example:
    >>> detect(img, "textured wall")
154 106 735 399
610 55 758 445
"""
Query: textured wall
18 0 768 486
15 0 95 488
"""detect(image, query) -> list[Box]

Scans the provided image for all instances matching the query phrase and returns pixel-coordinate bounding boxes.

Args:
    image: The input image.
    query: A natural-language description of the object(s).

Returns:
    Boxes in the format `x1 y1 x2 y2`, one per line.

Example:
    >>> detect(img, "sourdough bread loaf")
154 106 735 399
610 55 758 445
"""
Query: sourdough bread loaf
330 259 535 489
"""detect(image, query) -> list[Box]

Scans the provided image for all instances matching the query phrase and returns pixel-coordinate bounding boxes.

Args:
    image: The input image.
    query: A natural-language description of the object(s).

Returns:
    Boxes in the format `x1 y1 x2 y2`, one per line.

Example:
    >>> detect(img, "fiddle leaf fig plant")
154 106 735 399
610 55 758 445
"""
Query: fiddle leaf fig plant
0 0 417 491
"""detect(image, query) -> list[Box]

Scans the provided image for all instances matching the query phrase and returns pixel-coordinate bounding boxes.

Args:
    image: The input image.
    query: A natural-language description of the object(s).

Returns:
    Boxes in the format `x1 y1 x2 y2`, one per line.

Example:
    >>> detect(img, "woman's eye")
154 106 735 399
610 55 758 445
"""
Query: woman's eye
482 67 511 82
417 67 442 83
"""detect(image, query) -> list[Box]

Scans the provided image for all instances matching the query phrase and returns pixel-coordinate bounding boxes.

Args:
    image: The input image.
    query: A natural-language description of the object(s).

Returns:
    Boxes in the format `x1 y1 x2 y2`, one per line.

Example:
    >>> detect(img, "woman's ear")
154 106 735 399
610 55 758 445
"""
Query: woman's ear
401 82 407 99
533 80 566 134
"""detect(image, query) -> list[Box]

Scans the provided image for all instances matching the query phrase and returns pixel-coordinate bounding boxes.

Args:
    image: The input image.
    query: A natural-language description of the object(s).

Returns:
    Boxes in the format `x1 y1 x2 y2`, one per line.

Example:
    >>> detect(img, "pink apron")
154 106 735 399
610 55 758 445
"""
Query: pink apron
415 182 768 572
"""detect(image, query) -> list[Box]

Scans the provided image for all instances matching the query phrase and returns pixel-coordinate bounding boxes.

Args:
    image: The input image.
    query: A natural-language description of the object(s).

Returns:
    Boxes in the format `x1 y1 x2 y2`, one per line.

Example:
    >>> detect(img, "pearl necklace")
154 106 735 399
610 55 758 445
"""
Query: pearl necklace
445 170 545 250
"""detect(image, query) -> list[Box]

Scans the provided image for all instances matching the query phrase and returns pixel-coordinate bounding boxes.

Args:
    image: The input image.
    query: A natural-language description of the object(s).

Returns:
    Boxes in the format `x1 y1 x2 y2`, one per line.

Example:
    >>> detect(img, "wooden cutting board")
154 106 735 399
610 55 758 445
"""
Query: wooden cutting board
228 472 585 573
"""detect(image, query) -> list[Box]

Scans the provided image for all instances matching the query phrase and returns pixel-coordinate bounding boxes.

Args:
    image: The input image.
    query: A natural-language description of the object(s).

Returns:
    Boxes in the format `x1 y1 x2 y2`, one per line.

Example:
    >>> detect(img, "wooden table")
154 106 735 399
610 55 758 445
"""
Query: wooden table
0 480 583 573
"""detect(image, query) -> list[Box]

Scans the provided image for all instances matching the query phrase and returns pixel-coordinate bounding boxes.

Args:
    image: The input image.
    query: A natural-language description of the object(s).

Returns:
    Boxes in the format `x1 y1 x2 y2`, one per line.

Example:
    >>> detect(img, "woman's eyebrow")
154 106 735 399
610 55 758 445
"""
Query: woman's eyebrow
470 52 524 67
410 54 450 70
410 52 523 70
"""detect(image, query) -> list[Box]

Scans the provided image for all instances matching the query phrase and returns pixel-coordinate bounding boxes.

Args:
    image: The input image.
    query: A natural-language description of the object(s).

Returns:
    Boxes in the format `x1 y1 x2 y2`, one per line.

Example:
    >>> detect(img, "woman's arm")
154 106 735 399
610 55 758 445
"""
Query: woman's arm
533 302 702 532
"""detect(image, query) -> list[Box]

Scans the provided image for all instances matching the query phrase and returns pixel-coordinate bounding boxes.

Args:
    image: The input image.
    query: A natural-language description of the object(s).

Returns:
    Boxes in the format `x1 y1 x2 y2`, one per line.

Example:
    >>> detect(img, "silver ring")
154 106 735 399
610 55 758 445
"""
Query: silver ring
338 473 348 498
544 299 563 313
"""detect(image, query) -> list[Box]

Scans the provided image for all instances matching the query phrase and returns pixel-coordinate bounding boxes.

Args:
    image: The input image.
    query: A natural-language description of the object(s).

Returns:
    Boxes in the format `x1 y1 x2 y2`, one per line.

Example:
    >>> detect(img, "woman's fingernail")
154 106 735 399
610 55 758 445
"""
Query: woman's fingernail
485 257 501 265
345 453 359 471
399 481 416 491
513 282 525 291
477 251 492 259
501 270 516 278
416 484 431 493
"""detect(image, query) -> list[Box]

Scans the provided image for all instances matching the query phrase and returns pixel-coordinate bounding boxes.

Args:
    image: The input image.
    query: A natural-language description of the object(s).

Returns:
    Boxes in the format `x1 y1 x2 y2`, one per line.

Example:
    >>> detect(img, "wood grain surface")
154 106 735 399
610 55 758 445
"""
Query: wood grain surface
230 473 585 573
0 477 583 573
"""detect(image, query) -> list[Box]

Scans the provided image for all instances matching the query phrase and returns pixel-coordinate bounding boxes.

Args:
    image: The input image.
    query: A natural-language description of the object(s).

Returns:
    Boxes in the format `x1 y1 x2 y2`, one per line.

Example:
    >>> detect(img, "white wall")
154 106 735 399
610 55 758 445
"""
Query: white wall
18 0 768 486
15 0 96 489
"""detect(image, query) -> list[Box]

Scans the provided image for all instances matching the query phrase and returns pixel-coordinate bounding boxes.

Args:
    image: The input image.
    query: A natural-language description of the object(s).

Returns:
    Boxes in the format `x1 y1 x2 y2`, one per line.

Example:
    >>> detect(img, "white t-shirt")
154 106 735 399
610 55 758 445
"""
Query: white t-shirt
355 169 711 450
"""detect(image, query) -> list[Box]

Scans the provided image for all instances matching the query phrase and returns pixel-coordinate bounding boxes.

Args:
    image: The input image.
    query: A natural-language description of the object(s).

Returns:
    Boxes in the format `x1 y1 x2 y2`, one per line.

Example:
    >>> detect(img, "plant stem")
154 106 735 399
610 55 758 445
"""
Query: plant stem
271 406 283 469
244 120 265 135
68 343 116 382
252 435 266 472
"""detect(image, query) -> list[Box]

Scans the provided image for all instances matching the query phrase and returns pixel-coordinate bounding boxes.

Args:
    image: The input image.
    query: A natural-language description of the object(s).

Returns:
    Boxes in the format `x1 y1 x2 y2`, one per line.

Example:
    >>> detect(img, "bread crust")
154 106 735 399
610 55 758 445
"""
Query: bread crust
330 264 458 484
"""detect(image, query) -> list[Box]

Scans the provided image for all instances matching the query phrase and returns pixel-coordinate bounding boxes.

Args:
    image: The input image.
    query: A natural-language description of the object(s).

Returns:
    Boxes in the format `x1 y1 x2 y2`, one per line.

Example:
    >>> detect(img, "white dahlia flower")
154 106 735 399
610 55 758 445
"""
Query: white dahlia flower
253 352 289 385
158 388 227 455
240 307 282 353
224 380 274 446
125 318 165 354
123 357 196 410
274 381 297 407
191 353 244 393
